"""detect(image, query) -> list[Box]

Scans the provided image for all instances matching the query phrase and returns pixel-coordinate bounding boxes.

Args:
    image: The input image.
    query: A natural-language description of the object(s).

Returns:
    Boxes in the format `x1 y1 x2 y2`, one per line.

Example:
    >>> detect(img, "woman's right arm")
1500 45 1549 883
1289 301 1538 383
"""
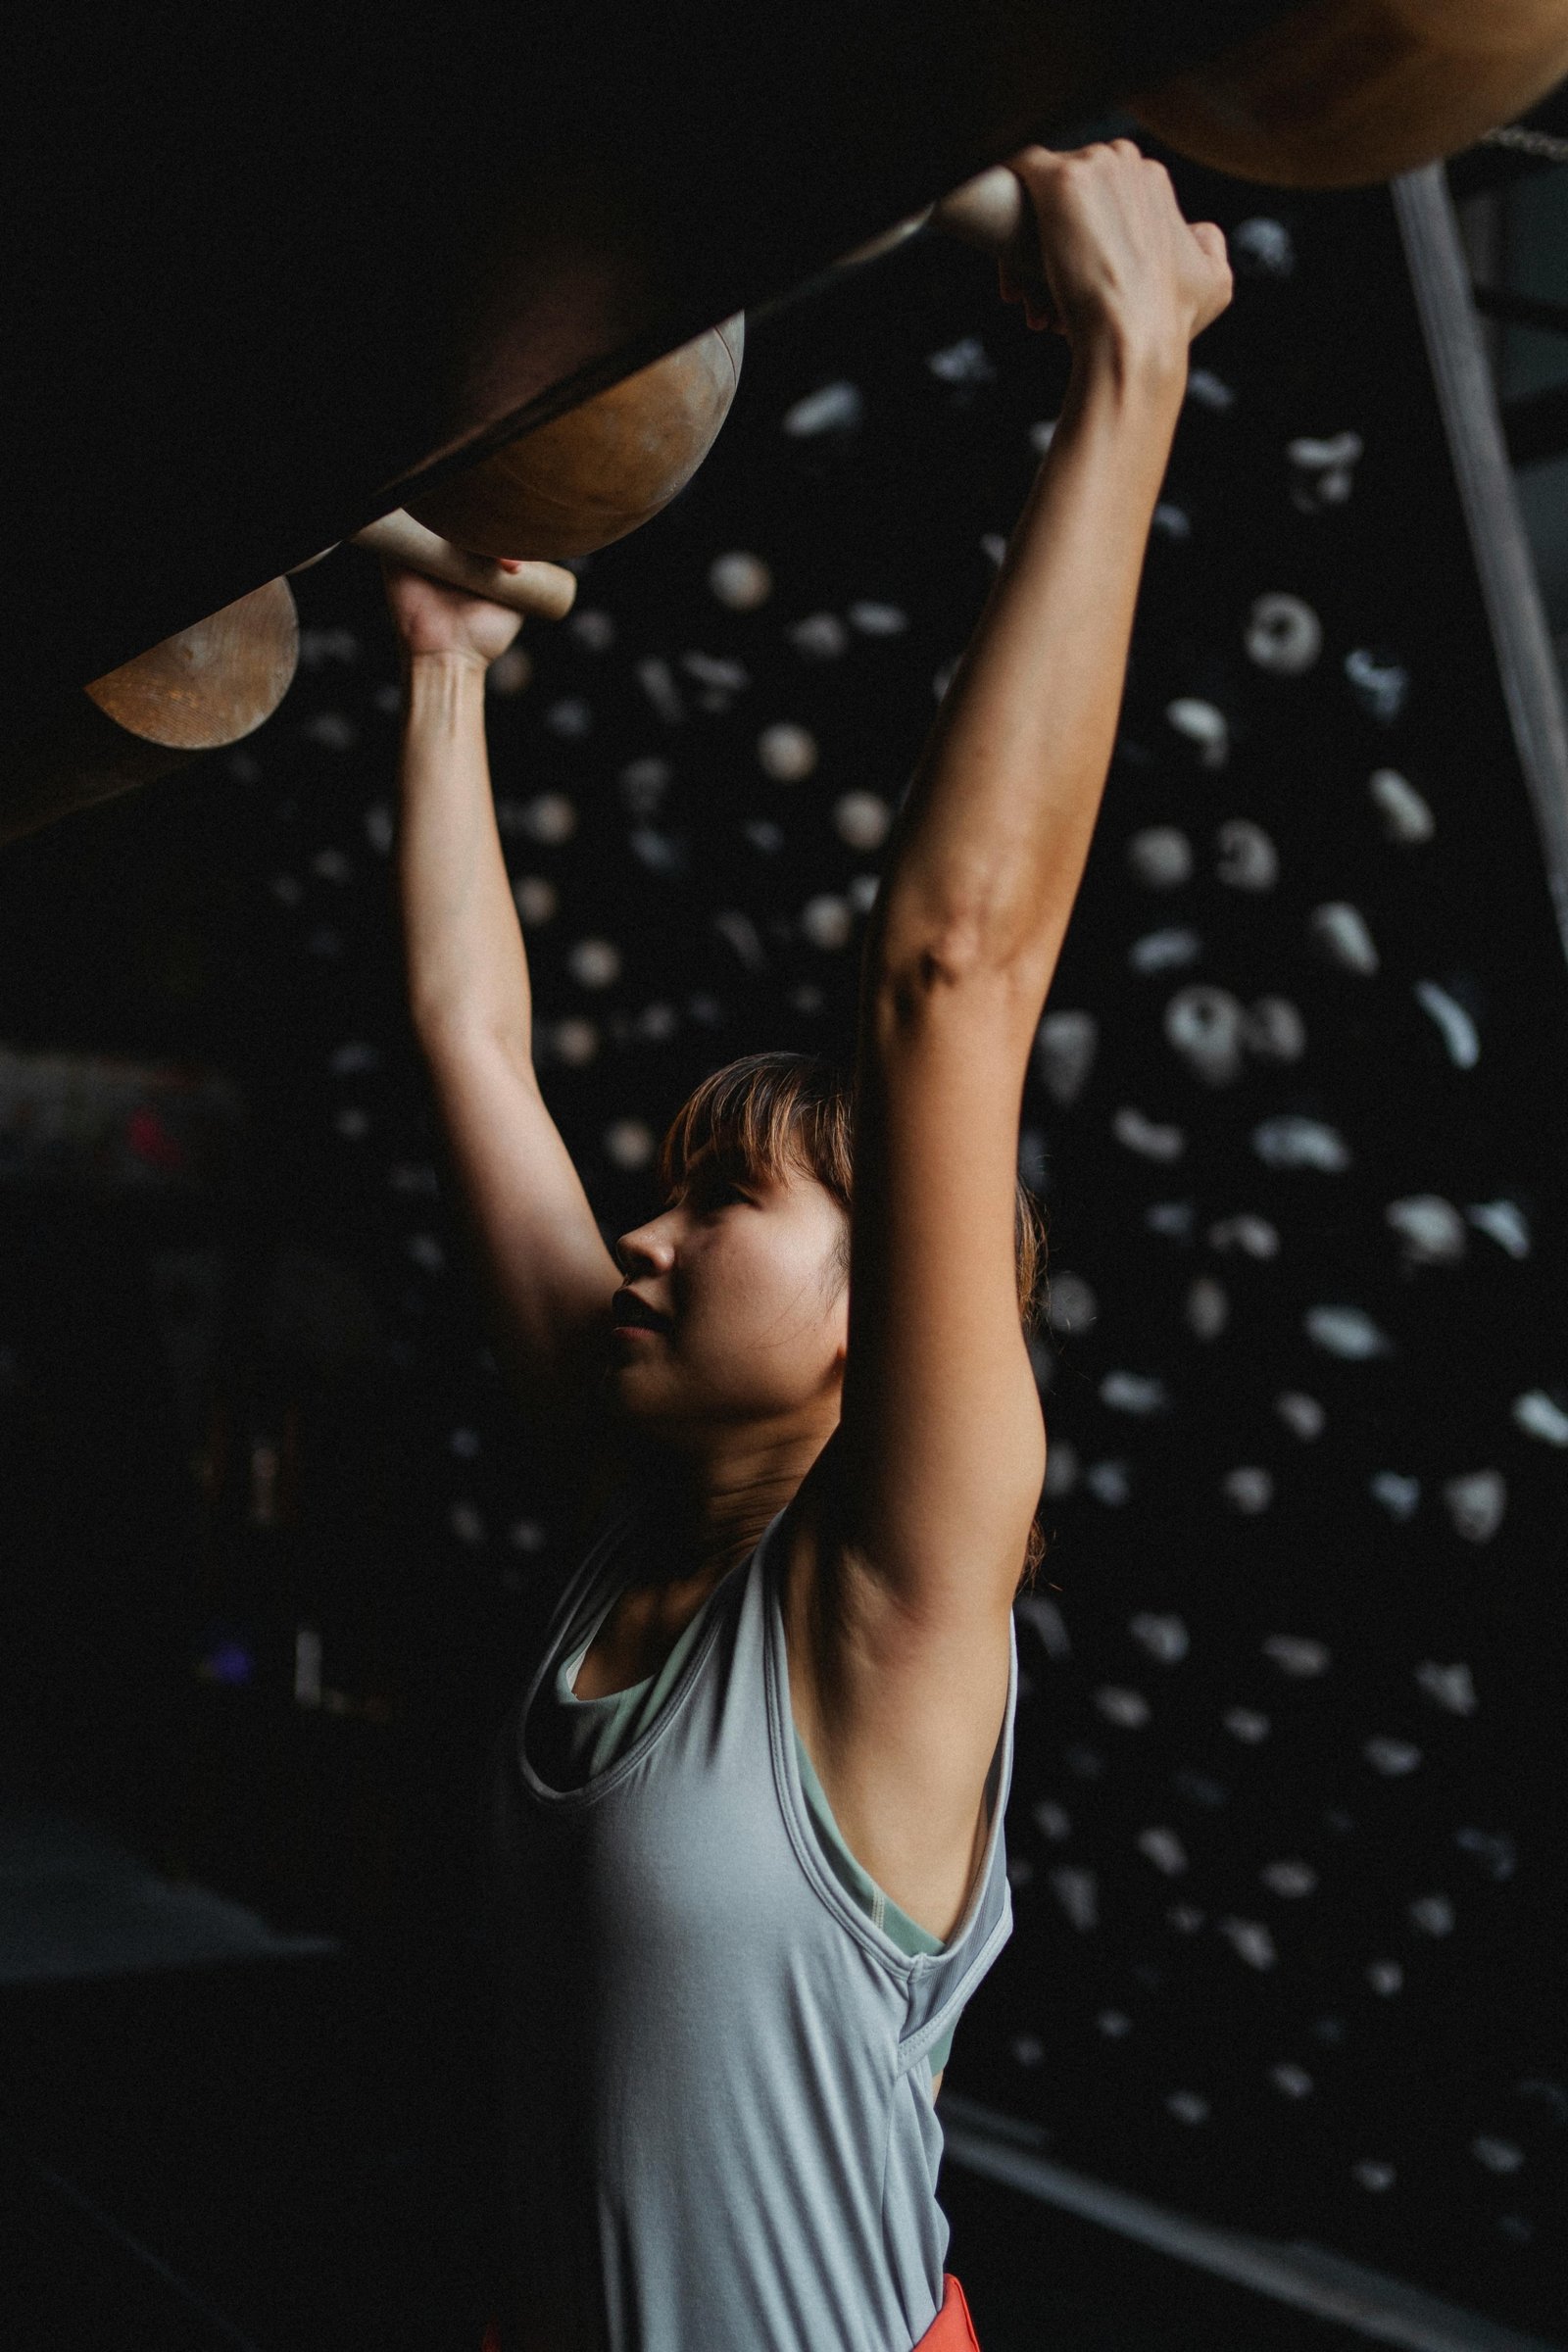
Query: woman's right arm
389 566 620 1422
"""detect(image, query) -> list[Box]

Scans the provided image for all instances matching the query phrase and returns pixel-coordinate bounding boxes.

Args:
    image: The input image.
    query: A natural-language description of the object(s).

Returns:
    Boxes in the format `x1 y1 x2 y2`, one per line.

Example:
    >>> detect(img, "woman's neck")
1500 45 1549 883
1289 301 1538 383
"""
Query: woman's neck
634 1419 833 1585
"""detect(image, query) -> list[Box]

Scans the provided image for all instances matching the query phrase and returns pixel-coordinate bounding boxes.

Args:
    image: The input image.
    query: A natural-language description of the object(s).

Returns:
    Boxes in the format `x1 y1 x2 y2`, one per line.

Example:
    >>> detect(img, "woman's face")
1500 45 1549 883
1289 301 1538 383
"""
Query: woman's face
605 1150 849 1440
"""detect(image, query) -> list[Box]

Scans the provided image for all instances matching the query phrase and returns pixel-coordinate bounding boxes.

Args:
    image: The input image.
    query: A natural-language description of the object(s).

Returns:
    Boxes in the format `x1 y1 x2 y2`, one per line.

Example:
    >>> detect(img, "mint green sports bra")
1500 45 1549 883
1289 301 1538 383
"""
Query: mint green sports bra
552 1586 959 2076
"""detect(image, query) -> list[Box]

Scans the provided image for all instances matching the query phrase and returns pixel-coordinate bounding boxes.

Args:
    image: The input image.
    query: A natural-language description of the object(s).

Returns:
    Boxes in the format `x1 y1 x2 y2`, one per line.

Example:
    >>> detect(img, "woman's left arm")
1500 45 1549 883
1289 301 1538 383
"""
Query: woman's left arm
842 142 1230 1586
793 148 1229 1927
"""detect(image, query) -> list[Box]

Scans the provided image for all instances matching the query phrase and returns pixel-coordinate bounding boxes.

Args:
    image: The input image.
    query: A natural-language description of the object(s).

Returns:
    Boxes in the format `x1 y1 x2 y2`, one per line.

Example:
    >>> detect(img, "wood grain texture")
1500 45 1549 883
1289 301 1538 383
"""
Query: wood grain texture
1 579 298 845
85 579 299 752
1133 0 1568 186
407 316 745 562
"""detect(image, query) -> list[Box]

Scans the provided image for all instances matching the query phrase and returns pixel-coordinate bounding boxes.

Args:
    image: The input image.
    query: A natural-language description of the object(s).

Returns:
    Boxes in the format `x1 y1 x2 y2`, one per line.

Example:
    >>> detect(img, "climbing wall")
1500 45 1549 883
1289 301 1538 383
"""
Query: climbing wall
0 160 1564 2330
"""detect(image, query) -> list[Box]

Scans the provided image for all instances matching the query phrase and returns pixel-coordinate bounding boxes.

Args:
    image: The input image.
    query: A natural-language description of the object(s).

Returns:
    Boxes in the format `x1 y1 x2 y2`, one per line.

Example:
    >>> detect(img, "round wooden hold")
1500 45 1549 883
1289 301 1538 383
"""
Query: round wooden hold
1 578 300 849
85 574 300 750
1131 0 1568 187
408 314 746 564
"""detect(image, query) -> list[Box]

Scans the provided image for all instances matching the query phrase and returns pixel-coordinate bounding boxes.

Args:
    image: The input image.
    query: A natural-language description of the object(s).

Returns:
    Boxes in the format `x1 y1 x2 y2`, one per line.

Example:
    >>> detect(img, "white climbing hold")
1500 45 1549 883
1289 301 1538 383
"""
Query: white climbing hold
782 380 862 435
1127 826 1194 888
1262 1635 1331 1677
1261 1859 1317 1896
1186 1277 1230 1340
758 722 818 781
1243 998 1307 1062
1364 1736 1422 1776
1270 2063 1315 2098
1513 1390 1568 1446
1305 1304 1391 1358
789 612 849 660
1050 1867 1100 1931
1254 1116 1349 1172
1467 1200 1530 1257
1165 986 1246 1085
848 600 907 636
1369 768 1434 843
1345 647 1408 720
708 551 773 610
1309 902 1379 975
1015 1594 1071 1662
1371 1473 1421 1520
1209 1215 1280 1258
832 790 891 850
1232 218 1296 276
1114 1107 1187 1161
1165 698 1230 768
1131 927 1202 973
1286 430 1363 512
1223 1467 1274 1512
1096 1687 1152 1728
567 937 620 989
1415 1661 1477 1715
1034 1010 1099 1106
1100 1371 1169 1415
1443 1470 1506 1543
1130 1613 1190 1665
1275 1393 1326 1440
800 895 853 951
1415 981 1479 1068
1187 368 1235 410
1045 1271 1099 1335
1219 1917 1278 1971
1246 592 1323 676
1386 1195 1466 1266
1138 1827 1189 1876
1214 818 1279 891
1224 1708 1270 1744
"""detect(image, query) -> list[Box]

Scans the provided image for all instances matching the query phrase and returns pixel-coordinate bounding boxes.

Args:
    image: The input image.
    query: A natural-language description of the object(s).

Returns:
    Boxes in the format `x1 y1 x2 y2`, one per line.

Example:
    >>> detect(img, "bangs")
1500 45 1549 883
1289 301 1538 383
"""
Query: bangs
659 1052 853 1208
658 1047 1045 1330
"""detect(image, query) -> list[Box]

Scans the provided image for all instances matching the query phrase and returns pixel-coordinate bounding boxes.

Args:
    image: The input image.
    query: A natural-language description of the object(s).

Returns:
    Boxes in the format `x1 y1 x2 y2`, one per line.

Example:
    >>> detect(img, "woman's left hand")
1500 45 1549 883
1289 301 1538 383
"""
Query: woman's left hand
999 140 1232 371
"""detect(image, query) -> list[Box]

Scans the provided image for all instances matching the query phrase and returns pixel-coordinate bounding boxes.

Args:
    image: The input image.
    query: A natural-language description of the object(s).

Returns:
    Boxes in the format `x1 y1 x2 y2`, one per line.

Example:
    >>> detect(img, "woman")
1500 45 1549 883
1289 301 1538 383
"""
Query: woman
387 142 1230 2352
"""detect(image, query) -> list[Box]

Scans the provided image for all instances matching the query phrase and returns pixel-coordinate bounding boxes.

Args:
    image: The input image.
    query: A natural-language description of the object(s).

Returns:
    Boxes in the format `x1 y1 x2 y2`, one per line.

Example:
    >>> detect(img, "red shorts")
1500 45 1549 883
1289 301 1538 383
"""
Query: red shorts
917 2273 982 2349
480 2272 979 2350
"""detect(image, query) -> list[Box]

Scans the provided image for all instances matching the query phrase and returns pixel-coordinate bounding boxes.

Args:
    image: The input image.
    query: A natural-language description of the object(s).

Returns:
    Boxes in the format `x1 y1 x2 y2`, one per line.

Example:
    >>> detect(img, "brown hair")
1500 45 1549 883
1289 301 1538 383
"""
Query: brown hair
661 1051 1049 1582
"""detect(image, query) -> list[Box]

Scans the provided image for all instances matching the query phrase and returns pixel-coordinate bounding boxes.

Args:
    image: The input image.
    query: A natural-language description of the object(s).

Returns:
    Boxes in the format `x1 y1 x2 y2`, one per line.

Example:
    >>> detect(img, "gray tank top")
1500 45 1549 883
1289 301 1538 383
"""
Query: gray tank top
488 1494 1017 2352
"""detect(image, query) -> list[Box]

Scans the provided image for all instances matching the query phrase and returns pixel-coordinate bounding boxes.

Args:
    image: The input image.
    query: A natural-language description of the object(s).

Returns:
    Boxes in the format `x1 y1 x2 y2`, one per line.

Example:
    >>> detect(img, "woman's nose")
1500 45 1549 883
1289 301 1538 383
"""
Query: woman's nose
614 1219 675 1276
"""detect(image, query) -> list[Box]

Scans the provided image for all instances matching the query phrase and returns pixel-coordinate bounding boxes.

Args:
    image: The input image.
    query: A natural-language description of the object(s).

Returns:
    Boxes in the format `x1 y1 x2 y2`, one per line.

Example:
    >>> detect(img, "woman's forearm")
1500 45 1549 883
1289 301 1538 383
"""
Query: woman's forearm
873 334 1186 992
396 651 537 1062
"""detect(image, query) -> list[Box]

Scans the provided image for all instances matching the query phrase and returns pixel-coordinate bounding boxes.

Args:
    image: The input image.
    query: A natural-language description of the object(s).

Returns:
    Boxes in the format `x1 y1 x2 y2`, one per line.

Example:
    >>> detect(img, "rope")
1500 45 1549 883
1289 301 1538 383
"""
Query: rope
1480 124 1568 166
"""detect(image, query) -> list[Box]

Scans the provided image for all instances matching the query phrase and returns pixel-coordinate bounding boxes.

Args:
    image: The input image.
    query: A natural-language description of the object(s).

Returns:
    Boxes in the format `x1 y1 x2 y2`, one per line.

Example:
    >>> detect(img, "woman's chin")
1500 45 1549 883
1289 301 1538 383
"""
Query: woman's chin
602 1359 671 1422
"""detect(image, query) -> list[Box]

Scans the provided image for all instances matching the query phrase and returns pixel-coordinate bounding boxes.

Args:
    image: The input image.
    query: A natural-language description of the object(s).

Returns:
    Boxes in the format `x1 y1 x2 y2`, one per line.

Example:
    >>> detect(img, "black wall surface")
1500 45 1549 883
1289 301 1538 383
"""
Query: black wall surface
0 162 1565 2331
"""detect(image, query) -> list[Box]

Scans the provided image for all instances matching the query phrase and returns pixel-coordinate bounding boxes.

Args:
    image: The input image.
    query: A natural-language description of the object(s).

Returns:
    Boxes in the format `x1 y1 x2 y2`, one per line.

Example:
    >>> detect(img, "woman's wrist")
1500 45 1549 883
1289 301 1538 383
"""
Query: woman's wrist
404 646 491 680
402 646 490 730
1065 318 1189 417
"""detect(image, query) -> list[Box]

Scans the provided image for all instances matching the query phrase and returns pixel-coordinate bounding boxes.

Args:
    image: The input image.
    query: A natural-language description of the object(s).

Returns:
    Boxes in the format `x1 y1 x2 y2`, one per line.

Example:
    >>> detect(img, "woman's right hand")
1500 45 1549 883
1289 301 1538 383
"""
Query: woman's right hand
381 560 529 670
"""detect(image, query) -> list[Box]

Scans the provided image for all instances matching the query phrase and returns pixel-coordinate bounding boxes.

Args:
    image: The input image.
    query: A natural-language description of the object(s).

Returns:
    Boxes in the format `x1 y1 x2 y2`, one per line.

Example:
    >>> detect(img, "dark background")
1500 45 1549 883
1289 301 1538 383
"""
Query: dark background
2 155 1566 2347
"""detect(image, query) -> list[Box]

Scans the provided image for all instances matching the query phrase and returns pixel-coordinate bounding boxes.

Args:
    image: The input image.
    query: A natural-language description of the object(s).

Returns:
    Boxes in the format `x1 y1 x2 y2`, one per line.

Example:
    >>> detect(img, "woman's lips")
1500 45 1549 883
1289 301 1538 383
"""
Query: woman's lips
610 1289 671 1336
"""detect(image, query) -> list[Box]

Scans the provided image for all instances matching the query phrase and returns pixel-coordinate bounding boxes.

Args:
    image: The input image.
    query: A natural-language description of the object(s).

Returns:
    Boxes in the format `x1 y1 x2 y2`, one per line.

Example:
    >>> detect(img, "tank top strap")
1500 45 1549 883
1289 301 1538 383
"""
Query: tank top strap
757 1515 1018 2080
892 1633 1016 2076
